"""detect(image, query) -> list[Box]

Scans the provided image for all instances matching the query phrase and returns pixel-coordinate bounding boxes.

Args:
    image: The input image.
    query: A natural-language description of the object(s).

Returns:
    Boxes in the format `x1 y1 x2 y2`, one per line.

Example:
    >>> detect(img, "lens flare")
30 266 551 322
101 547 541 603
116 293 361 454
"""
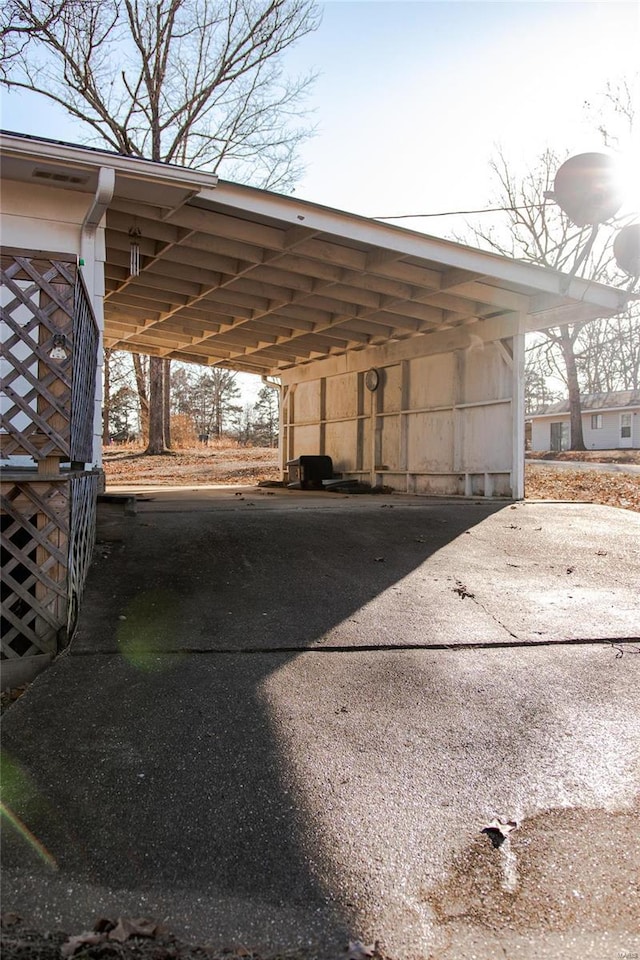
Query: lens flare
0 802 58 869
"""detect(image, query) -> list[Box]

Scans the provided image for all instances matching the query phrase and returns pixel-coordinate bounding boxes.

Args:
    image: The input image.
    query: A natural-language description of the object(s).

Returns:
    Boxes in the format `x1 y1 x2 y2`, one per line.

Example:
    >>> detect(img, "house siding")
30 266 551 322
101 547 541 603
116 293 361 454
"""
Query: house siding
530 407 640 451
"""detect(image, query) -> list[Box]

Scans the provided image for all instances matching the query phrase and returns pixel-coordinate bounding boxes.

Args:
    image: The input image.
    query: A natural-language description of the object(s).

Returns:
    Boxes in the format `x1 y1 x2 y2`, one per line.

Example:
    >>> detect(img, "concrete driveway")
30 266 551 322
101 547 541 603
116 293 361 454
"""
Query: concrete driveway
2 488 639 959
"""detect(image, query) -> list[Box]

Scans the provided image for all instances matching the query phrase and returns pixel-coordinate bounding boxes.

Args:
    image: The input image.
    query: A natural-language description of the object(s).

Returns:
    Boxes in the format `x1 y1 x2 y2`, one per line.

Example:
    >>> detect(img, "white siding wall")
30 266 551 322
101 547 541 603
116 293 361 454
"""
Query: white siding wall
530 407 640 452
585 411 622 450
531 419 552 452
1 182 89 252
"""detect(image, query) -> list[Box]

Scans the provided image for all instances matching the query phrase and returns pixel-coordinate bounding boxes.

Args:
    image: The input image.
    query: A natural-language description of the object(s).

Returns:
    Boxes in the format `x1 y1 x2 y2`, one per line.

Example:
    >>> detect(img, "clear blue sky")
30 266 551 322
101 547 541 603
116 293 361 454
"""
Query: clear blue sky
284 1 639 227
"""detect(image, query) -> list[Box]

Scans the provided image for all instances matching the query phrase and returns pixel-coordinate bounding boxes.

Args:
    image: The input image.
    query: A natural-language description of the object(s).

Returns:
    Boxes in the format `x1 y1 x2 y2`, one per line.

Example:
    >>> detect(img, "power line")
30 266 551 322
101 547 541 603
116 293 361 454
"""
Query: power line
372 203 552 220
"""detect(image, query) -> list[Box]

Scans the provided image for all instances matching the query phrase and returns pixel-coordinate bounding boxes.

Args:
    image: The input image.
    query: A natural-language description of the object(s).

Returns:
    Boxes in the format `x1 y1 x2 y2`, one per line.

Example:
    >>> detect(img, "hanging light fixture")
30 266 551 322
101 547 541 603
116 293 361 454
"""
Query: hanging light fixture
129 225 142 277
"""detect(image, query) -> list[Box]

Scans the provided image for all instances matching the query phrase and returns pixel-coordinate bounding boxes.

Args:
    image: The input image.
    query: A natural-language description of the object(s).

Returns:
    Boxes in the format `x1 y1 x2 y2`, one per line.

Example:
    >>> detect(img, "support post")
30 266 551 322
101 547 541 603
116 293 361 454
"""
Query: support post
511 322 526 499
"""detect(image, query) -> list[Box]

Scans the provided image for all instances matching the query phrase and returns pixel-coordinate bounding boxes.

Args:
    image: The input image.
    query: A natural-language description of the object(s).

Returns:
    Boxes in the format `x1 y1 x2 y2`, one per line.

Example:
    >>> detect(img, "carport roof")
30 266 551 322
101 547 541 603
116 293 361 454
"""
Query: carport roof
1 131 630 376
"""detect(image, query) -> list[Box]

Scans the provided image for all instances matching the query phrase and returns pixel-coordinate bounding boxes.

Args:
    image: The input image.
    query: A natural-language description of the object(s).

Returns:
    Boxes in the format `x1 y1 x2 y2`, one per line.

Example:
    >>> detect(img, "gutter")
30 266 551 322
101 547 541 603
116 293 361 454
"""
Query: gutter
82 166 115 238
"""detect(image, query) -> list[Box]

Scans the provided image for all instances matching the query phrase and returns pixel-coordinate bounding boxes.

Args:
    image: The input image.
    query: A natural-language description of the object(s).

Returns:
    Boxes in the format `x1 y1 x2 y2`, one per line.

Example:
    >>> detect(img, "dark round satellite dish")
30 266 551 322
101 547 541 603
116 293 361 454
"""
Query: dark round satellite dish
613 223 640 276
552 153 623 226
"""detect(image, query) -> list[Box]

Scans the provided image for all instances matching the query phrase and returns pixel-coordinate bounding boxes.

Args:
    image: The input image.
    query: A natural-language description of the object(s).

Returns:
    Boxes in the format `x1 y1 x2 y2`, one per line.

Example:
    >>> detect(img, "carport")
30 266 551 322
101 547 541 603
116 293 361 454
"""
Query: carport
1 131 629 497
2 133 639 957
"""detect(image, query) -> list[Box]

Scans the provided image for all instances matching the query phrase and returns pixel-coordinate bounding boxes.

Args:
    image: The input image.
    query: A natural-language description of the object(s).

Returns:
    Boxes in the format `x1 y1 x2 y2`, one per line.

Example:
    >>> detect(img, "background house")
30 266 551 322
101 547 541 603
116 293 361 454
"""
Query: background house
528 390 640 452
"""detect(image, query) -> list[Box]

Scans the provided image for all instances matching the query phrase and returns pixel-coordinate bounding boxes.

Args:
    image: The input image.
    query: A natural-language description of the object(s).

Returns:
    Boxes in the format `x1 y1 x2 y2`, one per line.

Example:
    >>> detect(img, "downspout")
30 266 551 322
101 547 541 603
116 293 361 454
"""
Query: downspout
81 167 116 471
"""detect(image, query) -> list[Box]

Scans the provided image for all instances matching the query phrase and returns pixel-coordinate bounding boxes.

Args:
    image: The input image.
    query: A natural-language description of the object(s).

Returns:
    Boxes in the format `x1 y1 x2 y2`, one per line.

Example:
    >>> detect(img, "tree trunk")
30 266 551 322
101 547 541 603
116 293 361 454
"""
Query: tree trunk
102 348 112 446
560 328 586 451
146 356 167 454
163 358 171 449
133 353 149 442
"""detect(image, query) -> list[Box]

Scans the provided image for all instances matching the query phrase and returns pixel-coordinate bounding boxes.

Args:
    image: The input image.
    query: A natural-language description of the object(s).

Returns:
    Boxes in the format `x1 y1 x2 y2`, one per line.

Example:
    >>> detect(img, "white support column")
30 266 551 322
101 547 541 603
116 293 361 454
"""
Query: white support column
511 320 526 499
399 359 409 476
369 387 377 487
279 384 290 478
453 349 465 481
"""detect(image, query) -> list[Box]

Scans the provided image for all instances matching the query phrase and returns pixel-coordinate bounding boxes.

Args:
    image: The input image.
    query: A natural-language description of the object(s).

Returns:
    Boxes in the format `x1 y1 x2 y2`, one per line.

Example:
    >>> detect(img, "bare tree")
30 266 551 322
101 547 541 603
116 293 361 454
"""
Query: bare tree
163 358 172 449
1 0 319 452
252 383 279 445
132 353 149 441
525 352 562 415
167 362 242 437
465 141 635 449
1 0 318 186
102 347 139 443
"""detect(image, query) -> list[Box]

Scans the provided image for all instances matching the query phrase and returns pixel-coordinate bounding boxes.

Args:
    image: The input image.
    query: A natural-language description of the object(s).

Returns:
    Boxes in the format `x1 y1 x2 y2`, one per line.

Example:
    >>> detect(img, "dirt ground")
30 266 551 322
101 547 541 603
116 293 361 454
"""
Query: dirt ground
103 442 280 486
103 443 640 513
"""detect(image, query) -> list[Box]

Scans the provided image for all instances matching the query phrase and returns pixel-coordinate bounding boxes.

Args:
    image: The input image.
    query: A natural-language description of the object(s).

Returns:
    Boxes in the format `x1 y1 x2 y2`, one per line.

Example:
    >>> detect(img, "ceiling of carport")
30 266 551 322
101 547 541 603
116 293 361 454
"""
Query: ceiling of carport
102 181 626 377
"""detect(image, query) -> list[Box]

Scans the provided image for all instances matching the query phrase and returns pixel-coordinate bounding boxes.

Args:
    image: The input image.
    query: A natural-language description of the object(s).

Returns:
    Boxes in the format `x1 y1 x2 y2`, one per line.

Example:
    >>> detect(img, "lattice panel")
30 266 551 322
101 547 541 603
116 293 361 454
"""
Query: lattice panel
67 472 98 635
1 252 76 460
71 273 99 462
1 480 69 659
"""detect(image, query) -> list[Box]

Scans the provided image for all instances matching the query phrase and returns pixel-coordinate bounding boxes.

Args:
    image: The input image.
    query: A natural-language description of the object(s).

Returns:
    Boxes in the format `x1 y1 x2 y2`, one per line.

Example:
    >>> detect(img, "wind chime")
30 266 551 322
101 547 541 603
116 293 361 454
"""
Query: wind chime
129 225 142 277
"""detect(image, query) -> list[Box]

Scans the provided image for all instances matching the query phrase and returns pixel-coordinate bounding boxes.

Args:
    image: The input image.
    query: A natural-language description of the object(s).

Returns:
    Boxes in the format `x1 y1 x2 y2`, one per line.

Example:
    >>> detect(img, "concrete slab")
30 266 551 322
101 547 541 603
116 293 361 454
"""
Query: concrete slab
2 646 638 959
79 494 639 652
2 494 639 959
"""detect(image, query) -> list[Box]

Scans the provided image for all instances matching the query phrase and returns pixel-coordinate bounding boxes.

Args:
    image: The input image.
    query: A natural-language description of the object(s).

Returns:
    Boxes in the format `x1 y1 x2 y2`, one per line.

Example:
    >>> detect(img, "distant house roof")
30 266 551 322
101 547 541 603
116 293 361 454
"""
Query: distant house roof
530 390 640 418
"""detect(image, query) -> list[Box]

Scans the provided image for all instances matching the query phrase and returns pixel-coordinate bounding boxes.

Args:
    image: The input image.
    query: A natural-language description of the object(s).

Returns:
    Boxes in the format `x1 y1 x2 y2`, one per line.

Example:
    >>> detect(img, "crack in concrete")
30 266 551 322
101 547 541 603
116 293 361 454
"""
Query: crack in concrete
72 636 640 656
465 593 521 641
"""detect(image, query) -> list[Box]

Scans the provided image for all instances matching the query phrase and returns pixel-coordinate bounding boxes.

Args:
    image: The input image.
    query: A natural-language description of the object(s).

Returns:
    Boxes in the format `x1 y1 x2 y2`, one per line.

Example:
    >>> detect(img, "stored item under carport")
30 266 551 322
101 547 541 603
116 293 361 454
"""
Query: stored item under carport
286 455 334 489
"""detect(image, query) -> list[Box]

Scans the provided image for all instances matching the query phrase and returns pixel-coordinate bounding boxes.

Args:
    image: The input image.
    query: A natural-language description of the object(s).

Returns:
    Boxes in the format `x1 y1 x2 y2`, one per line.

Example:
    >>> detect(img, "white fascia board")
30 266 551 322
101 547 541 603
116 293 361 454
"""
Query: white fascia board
0 132 219 191
201 182 627 312
525 301 622 333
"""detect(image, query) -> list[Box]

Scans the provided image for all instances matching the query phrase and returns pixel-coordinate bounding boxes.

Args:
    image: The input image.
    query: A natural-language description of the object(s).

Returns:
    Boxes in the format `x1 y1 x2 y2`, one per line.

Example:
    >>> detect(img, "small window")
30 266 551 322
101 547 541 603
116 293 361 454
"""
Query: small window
621 413 632 439
591 414 603 429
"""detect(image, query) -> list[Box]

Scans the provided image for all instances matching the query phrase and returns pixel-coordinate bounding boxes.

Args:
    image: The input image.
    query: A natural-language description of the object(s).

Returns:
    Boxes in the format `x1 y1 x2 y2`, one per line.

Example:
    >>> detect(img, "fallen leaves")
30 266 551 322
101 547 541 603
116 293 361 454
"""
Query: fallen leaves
61 917 167 957
0 684 30 715
453 581 475 600
525 465 640 513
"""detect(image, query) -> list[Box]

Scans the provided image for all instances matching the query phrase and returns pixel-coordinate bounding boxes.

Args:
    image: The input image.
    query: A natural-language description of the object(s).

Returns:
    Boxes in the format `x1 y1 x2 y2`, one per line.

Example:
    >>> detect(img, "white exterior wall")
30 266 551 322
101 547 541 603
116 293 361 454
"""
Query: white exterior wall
1 181 105 469
1 181 90 252
530 418 553 452
281 318 524 498
530 406 640 451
